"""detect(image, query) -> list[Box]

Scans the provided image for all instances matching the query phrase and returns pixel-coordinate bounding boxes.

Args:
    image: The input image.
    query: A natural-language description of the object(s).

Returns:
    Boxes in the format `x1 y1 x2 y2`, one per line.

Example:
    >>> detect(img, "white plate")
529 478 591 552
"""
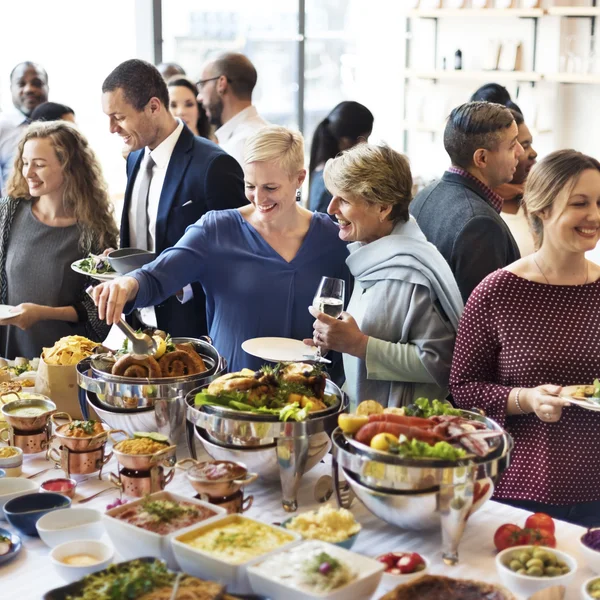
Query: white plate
71 260 118 282
0 305 23 320
560 385 600 412
242 337 319 363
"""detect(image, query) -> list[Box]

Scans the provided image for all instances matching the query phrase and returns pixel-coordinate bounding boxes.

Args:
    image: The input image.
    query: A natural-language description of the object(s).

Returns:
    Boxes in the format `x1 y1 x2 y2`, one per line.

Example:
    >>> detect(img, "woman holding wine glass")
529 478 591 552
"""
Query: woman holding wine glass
89 125 350 372
306 144 464 409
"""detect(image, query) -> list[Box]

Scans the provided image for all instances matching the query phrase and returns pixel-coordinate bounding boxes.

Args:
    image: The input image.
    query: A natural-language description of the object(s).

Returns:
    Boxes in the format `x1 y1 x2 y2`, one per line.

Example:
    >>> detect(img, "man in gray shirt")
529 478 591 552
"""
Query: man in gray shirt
0 62 49 194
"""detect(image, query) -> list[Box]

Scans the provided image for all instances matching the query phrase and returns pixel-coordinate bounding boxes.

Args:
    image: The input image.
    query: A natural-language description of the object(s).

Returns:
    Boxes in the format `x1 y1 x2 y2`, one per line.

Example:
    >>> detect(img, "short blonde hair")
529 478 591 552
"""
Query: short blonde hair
244 125 304 176
524 149 600 249
323 144 412 224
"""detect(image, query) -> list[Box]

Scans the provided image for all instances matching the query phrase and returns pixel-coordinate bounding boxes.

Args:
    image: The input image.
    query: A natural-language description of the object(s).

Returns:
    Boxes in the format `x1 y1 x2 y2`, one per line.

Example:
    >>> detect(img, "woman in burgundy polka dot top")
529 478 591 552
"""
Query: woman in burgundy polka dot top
450 150 600 527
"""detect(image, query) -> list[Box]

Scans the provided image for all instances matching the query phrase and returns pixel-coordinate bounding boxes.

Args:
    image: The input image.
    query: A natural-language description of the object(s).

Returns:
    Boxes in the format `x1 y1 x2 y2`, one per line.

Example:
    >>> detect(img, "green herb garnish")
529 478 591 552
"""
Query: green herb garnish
140 499 195 523
69 420 98 435
404 397 461 419
388 436 467 461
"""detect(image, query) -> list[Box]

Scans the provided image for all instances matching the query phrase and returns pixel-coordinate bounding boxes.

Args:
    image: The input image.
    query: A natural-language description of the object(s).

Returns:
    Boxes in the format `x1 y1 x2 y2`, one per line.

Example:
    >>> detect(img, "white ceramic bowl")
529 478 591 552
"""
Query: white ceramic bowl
248 539 385 600
103 491 226 569
376 551 430 589
580 529 600 575
0 446 23 476
36 508 104 548
172 514 302 594
581 575 600 599
496 545 577 597
0 478 38 519
50 539 114 582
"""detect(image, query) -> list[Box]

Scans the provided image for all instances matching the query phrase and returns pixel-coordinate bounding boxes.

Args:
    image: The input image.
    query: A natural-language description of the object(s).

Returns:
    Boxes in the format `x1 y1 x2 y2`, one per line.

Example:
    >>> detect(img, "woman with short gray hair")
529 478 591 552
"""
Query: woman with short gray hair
307 144 464 408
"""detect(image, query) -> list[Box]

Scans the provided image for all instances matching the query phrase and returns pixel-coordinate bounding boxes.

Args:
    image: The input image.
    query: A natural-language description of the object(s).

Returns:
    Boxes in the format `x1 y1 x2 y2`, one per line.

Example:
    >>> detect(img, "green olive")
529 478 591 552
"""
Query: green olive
517 551 533 564
532 549 549 561
509 560 523 571
526 558 544 569
556 560 566 568
560 566 570 575
591 591 600 599
591 581 600 591
526 566 544 577
544 566 560 577
517 568 527 575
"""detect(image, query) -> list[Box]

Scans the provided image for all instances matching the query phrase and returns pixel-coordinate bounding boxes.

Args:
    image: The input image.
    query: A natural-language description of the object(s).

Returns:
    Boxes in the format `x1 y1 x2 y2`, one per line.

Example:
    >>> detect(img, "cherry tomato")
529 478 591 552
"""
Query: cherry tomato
376 553 397 569
522 527 557 548
525 513 555 535
494 524 525 552
395 552 425 574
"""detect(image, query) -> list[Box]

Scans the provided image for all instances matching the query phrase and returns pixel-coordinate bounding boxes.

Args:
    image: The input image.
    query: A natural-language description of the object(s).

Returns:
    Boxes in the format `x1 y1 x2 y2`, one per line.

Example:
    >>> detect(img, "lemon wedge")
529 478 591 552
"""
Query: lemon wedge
152 335 167 359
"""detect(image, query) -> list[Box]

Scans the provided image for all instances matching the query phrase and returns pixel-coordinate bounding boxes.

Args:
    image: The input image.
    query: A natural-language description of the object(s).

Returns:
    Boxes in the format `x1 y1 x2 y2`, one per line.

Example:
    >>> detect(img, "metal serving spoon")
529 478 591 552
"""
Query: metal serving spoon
86 286 156 355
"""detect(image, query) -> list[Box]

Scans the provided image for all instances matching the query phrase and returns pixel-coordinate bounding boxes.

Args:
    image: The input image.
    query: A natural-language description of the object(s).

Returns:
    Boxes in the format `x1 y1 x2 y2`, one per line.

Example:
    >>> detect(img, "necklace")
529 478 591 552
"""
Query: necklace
533 253 588 286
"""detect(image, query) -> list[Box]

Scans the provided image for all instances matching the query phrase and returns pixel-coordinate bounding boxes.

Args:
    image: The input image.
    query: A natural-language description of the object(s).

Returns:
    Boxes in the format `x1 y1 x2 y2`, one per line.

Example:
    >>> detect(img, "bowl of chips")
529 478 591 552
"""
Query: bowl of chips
42 336 99 367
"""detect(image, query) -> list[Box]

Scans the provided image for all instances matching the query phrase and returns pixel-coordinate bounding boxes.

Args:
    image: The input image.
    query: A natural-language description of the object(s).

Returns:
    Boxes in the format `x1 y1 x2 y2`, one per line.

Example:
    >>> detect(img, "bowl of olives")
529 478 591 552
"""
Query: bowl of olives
495 545 576 597
583 576 600 599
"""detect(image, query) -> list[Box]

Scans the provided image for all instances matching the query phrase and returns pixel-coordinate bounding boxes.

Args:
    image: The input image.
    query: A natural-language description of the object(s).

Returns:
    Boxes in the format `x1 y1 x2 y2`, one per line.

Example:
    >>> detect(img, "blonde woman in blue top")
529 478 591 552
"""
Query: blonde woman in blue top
91 125 350 372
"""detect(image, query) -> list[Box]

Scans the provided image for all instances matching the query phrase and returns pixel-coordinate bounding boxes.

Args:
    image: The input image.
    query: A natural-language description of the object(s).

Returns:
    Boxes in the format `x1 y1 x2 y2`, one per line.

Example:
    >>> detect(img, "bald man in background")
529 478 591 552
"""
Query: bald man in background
196 53 268 166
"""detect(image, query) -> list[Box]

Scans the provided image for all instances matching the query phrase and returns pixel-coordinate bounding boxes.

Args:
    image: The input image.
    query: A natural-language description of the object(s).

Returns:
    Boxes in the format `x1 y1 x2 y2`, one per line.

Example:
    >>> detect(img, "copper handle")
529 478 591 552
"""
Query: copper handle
234 472 258 487
242 494 254 512
102 450 114 465
175 458 197 470
50 412 72 427
46 446 61 465
164 468 175 485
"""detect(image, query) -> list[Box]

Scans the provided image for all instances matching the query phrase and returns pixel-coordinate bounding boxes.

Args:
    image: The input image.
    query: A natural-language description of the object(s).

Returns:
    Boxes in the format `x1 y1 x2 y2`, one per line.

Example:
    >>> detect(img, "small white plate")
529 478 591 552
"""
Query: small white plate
560 385 600 412
0 305 23 320
242 337 319 363
71 260 119 282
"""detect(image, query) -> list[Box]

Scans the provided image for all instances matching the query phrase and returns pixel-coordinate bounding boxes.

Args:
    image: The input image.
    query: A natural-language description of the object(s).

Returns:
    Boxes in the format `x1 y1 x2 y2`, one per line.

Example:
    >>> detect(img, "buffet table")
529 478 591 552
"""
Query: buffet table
1 440 592 600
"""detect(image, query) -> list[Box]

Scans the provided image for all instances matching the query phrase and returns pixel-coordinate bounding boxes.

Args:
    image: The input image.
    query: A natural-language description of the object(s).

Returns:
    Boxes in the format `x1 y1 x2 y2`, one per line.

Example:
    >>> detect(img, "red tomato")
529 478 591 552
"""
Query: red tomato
376 553 397 569
396 552 425 574
525 513 555 535
522 528 557 548
494 524 525 552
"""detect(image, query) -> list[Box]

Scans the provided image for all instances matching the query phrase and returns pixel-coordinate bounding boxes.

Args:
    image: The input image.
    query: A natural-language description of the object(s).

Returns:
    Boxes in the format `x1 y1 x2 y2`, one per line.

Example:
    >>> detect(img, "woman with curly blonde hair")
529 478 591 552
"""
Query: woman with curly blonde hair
0 120 118 358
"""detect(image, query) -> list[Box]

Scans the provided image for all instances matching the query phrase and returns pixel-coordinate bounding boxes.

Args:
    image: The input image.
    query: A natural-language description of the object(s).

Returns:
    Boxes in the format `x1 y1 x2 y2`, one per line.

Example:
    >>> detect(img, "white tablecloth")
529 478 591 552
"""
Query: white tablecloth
1 439 593 600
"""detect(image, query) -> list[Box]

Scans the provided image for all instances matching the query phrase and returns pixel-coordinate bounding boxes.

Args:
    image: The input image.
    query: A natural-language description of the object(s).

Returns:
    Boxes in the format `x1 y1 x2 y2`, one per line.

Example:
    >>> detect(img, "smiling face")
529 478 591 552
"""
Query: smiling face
169 85 200 135
244 160 305 223
21 137 65 198
11 64 48 116
480 121 523 188
102 88 160 151
512 122 537 185
327 189 393 244
540 169 600 253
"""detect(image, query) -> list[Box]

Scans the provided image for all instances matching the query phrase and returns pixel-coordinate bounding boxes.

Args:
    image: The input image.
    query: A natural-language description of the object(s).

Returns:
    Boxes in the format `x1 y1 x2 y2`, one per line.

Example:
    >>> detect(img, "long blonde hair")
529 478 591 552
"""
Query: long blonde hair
524 149 600 250
6 121 118 249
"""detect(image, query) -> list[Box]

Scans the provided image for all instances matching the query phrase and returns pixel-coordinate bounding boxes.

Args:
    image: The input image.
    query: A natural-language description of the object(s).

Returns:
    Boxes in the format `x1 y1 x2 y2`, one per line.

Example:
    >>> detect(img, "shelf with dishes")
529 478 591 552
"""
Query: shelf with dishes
410 8 544 18
405 69 600 84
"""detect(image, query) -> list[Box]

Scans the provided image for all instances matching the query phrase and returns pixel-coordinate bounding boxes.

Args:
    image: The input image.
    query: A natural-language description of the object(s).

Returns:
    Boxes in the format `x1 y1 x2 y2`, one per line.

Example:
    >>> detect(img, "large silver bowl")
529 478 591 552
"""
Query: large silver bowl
78 337 225 410
186 378 347 511
331 413 513 565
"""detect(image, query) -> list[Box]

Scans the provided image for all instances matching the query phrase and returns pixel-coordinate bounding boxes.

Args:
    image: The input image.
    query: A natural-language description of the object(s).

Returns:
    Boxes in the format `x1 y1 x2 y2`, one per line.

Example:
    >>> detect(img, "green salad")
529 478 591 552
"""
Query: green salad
387 436 467 461
404 397 461 419
76 253 116 275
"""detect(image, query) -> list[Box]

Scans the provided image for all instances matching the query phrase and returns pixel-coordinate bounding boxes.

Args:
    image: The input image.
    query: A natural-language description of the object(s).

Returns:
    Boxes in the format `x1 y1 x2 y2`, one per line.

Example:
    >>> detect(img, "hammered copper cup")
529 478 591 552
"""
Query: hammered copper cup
176 458 258 497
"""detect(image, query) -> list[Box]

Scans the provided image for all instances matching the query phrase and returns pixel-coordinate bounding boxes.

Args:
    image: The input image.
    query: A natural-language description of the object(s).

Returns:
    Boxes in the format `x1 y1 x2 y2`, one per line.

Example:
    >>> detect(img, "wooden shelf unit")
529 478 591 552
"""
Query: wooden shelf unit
410 8 544 18
405 69 542 82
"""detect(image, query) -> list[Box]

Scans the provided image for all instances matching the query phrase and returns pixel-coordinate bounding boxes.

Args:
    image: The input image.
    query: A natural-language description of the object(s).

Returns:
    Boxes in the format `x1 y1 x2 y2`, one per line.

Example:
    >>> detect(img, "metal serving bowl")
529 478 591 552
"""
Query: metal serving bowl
186 378 347 511
176 458 258 497
0 397 56 432
331 413 514 565
78 337 225 410
50 412 125 452
112 443 177 471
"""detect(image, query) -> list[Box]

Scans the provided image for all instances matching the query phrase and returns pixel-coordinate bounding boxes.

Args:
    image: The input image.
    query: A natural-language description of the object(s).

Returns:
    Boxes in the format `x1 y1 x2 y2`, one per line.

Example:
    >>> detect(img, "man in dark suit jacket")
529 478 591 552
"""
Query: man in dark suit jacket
410 101 523 302
102 59 246 337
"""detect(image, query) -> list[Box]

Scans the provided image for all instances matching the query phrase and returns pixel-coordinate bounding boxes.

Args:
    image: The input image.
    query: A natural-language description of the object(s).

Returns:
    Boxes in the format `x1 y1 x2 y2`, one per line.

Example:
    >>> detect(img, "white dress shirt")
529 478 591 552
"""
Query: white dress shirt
0 107 29 195
215 105 268 167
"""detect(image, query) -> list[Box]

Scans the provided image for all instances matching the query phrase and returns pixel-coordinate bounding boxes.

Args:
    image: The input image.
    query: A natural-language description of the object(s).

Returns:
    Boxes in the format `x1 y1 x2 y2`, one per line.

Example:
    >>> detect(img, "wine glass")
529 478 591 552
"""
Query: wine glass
311 277 345 357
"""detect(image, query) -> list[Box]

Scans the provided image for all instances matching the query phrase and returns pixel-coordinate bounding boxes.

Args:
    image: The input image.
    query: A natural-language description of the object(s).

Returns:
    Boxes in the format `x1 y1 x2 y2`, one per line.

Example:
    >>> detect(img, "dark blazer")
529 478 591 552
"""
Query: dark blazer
121 124 246 337
410 171 520 302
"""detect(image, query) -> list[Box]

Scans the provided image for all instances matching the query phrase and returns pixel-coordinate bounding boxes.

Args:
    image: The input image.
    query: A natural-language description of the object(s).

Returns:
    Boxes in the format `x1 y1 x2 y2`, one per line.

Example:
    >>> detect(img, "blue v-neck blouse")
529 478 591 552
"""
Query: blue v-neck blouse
130 209 350 372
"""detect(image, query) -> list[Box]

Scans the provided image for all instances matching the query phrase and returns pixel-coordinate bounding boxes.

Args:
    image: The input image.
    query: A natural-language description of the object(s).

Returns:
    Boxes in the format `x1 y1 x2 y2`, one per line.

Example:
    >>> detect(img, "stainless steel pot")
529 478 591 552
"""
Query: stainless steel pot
78 337 226 410
0 397 56 432
331 413 513 566
187 379 347 512
176 458 258 498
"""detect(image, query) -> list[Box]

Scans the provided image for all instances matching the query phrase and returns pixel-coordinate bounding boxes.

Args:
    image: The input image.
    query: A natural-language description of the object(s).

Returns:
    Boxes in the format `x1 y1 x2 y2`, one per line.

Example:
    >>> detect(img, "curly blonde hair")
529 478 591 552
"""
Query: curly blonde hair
523 149 600 250
6 121 118 249
244 125 304 177
323 144 412 224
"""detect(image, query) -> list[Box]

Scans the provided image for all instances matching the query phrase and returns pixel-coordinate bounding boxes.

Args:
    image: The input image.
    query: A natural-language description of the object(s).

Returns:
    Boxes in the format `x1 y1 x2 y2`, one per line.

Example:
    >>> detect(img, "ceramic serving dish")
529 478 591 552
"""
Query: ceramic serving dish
4 492 71 536
0 477 38 519
36 508 104 548
50 539 114 582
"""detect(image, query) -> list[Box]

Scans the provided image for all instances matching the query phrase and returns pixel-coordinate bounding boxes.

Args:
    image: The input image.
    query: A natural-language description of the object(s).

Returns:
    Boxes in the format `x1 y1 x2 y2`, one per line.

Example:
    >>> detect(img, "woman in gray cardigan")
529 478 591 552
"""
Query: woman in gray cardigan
306 144 464 409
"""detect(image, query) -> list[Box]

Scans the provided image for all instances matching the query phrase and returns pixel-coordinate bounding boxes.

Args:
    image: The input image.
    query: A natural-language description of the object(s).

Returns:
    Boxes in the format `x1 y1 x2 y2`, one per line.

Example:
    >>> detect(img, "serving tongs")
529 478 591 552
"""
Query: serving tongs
86 286 156 355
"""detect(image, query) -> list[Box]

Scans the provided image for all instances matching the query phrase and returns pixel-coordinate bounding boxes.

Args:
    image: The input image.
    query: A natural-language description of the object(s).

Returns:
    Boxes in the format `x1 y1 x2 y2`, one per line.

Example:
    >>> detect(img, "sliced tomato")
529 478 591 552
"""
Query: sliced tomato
494 523 525 552
525 513 555 535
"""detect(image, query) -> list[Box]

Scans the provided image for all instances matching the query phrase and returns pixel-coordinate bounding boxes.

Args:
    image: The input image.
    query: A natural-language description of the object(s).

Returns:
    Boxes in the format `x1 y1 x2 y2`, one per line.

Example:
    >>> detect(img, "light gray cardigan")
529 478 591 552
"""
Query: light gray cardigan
343 217 464 409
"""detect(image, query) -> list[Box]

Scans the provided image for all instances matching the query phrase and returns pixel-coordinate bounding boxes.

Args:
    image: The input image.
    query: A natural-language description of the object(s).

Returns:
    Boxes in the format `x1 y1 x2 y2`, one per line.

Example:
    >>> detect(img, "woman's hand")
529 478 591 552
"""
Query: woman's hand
0 303 45 330
304 306 368 359
90 277 140 325
522 385 571 423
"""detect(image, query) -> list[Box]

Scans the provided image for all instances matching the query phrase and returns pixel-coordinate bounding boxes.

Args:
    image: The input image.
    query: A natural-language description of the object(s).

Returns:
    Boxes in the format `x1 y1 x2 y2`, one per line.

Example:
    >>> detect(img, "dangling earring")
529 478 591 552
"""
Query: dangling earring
296 189 301 203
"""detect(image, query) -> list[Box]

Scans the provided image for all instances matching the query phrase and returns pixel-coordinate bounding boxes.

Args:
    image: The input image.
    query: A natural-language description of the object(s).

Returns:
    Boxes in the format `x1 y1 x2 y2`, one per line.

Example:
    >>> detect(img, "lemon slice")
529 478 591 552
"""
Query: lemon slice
152 336 167 359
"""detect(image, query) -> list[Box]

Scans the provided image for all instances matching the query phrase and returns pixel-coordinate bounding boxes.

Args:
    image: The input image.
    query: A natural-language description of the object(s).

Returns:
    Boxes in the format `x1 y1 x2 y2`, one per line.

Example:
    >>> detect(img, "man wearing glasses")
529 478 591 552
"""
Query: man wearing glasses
196 53 268 166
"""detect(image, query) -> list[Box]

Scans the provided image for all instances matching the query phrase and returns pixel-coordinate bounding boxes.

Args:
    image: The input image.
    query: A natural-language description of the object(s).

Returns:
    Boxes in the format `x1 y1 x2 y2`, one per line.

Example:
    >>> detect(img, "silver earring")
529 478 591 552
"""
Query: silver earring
296 189 301 203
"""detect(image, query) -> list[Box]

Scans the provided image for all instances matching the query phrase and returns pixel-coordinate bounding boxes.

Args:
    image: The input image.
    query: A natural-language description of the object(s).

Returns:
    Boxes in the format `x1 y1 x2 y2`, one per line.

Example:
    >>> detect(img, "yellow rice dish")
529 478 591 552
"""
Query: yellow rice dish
285 505 361 543
114 438 168 455
179 516 294 565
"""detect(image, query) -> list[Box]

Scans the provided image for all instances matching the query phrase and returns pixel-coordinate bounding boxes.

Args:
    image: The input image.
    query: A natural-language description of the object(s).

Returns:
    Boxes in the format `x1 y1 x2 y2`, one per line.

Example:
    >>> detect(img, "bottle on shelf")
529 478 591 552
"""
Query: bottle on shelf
454 49 463 70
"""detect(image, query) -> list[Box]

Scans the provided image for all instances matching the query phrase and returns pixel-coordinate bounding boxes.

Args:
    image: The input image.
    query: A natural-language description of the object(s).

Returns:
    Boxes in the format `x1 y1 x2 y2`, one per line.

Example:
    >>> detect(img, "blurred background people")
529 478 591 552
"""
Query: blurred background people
0 62 49 194
470 82 523 115
30 102 75 123
167 76 211 140
196 52 268 166
308 101 373 214
157 61 186 81
411 102 522 302
0 121 118 358
90 126 350 373
450 150 600 527
308 144 462 408
101 59 246 338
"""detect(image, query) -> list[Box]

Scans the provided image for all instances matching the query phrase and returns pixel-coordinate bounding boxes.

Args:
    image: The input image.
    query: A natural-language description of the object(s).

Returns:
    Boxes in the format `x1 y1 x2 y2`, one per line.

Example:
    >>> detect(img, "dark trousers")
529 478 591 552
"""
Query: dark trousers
496 497 600 528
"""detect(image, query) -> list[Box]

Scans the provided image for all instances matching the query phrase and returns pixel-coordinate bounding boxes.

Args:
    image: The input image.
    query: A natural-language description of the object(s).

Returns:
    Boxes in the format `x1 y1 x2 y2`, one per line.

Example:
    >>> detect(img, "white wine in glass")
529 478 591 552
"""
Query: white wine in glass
312 277 345 318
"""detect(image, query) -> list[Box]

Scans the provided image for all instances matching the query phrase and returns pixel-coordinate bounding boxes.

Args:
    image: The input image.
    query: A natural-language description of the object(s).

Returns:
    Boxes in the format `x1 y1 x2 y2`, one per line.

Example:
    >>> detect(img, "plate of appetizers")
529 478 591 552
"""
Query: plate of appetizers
560 382 600 412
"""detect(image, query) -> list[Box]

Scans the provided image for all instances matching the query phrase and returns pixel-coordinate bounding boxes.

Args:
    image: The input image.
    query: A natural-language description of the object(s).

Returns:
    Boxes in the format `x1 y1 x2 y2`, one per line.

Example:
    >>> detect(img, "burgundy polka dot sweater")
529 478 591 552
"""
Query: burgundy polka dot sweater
450 269 600 504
